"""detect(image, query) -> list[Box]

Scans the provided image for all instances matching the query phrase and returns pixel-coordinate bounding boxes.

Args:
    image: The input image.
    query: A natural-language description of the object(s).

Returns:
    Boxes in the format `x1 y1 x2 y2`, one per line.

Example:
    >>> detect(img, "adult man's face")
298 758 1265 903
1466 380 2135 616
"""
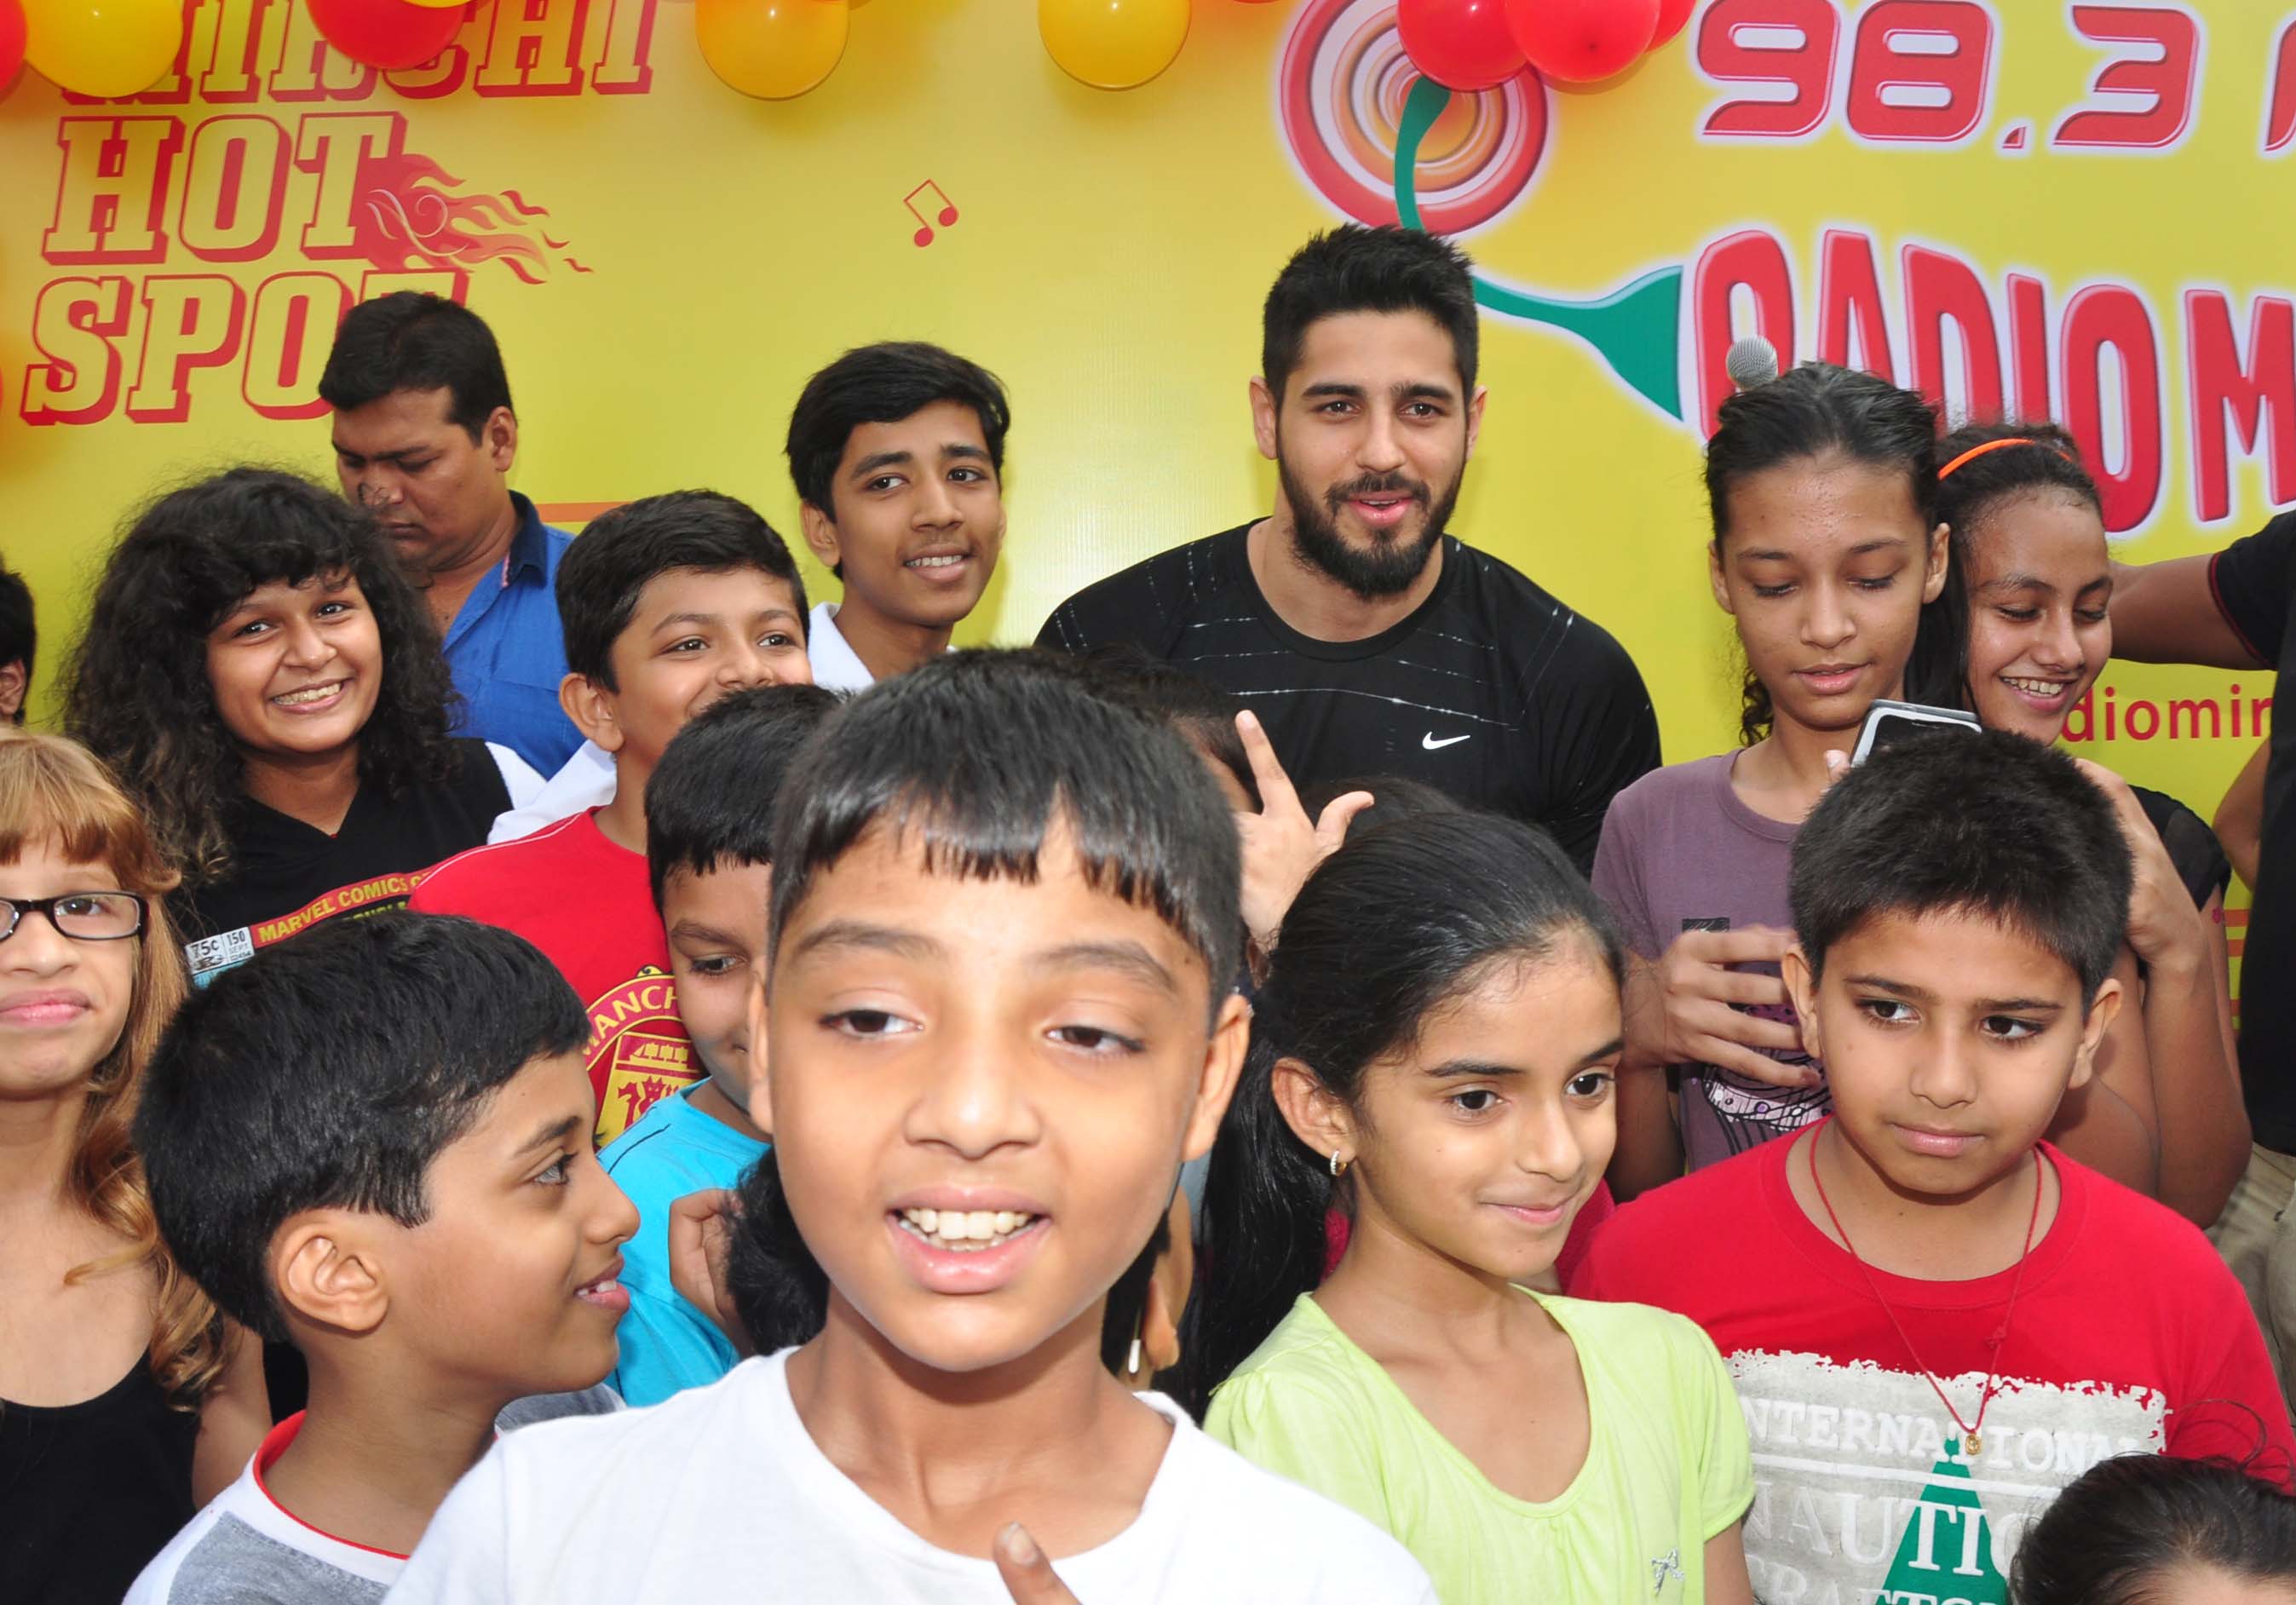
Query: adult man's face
1252 310 1484 601
331 386 517 578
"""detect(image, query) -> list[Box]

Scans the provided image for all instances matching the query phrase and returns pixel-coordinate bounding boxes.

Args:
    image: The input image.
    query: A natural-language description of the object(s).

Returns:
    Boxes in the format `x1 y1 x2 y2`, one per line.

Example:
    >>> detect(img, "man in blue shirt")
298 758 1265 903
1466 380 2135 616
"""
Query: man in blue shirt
320 293 582 775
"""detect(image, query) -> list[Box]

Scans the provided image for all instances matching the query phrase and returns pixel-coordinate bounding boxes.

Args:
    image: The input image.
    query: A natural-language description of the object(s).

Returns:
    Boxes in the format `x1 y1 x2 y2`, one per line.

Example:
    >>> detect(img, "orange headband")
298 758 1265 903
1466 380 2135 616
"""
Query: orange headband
1936 436 2077 480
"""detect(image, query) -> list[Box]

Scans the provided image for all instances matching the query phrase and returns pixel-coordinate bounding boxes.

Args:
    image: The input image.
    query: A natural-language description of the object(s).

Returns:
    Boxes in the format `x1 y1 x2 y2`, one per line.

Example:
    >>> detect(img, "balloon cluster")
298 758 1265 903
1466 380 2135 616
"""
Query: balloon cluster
0 0 468 98
1396 0 1693 89
0 0 1683 106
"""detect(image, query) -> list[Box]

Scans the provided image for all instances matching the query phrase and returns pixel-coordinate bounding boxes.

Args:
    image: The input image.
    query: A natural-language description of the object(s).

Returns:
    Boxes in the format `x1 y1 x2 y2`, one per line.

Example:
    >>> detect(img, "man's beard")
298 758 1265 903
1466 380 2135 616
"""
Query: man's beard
1276 452 1462 601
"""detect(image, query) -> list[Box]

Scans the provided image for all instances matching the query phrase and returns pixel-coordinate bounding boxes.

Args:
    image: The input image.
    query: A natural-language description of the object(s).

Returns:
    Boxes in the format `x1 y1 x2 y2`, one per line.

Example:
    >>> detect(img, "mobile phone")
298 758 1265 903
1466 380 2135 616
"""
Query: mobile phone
1850 699 1982 766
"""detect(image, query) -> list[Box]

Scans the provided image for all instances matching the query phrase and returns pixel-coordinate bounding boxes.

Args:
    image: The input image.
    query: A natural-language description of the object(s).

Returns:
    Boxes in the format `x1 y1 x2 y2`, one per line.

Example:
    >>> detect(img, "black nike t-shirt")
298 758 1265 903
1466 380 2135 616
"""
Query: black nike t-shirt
172 737 514 987
2210 509 2296 1149
1036 523 1662 870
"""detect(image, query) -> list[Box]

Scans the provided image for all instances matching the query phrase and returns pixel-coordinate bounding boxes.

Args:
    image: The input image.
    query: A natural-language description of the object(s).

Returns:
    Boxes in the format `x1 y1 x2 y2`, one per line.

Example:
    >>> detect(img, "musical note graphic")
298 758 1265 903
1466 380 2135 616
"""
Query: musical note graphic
903 180 958 247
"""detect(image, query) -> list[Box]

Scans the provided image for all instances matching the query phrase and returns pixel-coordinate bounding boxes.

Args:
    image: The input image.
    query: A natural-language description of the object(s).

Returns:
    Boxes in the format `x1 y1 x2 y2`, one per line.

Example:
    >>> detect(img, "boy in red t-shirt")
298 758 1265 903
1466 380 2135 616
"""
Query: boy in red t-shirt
413 491 813 1145
1574 728 2292 1604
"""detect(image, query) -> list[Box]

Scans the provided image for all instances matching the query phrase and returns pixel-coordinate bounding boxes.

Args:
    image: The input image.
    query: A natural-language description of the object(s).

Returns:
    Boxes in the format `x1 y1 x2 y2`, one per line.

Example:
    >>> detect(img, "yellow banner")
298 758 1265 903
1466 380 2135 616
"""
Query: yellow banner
2 0 2286 956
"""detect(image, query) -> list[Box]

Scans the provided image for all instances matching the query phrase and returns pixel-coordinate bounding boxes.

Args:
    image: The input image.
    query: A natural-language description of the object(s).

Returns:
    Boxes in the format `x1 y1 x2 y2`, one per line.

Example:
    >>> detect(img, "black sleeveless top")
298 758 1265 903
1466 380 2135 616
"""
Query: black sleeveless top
0 1360 199 1603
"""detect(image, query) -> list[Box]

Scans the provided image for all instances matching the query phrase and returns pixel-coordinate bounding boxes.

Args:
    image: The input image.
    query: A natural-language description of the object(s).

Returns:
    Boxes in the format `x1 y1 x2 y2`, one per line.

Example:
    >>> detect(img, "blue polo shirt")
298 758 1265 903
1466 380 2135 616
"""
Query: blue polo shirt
445 492 580 775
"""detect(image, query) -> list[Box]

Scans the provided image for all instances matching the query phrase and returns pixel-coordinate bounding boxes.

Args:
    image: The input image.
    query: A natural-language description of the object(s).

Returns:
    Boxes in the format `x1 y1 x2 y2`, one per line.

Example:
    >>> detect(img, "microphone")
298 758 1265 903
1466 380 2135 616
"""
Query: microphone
1725 335 1780 392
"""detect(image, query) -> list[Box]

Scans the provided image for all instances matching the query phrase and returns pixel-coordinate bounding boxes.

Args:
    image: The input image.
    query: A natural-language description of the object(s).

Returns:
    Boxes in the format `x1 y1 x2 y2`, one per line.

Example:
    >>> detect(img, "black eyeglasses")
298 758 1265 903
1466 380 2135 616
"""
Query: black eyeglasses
0 893 146 943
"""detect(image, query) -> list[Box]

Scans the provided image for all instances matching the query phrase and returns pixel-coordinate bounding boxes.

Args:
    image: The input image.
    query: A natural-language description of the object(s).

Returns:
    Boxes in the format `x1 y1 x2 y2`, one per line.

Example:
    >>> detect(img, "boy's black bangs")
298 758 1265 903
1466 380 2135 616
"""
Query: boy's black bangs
767 653 1242 1001
1821 895 2106 1003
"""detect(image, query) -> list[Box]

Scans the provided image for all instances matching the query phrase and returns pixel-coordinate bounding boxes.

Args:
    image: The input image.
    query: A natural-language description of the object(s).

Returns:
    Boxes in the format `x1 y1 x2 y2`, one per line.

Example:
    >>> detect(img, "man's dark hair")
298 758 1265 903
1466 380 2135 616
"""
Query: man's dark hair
318 292 514 440
646 682 842 912
1074 643 1260 811
555 490 809 689
784 342 1011 554
1789 728 2132 1002
135 915 588 1343
768 648 1242 1001
0 563 35 724
1261 225 1481 405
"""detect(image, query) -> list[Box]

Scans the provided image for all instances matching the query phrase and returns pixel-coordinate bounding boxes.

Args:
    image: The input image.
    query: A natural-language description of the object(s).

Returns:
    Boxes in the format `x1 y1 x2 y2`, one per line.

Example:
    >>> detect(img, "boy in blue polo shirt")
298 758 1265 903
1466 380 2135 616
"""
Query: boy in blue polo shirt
598 682 839 1405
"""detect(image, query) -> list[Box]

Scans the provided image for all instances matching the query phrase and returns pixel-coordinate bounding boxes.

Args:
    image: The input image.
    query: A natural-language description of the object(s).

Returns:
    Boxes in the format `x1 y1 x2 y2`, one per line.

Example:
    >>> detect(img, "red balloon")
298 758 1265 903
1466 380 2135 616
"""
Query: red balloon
1395 0 1524 93
1503 0 1660 83
0 0 23 89
304 0 465 72
1650 0 1695 49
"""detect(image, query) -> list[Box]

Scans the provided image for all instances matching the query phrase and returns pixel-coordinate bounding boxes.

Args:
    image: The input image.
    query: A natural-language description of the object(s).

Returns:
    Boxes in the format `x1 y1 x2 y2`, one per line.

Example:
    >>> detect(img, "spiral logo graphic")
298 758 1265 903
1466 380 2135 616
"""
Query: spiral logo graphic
1277 0 1547 238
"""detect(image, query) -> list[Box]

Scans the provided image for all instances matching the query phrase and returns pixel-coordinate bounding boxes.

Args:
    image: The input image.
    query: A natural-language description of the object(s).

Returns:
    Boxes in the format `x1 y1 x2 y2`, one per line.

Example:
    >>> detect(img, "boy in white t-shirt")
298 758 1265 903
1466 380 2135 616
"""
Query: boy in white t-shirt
388 650 1436 1603
127 915 638 1602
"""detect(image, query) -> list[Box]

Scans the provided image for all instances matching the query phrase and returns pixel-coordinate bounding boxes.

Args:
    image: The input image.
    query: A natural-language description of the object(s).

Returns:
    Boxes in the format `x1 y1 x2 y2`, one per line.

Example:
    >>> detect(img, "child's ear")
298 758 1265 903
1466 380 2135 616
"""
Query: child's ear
560 671 624 755
1781 944 1823 1061
1179 991 1252 1163
1707 543 1735 615
1922 521 1952 603
797 502 843 574
2069 975 2126 1092
272 1211 388 1336
1269 1053 1357 1168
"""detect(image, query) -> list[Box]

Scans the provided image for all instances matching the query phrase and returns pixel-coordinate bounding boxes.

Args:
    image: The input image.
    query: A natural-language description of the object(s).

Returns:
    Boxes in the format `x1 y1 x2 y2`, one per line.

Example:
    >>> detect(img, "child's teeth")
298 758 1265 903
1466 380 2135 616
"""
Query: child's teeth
899 1206 1036 1251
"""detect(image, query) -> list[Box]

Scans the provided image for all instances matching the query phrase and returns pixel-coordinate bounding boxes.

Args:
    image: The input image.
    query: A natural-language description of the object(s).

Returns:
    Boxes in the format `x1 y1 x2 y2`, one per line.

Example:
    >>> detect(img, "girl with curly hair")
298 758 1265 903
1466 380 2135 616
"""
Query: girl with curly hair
0 732 268 1603
66 469 540 986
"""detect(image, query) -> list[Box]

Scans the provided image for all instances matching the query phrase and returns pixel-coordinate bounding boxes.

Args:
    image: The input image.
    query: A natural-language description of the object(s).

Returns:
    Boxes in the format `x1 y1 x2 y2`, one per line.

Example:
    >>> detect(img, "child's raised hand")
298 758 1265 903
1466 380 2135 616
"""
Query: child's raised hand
994 1524 1083 1604
666 1187 753 1356
1637 925 1813 1087
1234 710 1373 952
2072 757 2207 966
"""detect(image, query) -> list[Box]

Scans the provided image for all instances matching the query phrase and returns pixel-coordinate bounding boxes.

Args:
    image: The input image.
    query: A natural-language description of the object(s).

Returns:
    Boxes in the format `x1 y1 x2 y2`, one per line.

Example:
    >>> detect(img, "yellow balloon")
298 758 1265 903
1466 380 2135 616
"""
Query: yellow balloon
1039 0 1190 91
696 0 848 101
23 0 183 98
401 0 467 9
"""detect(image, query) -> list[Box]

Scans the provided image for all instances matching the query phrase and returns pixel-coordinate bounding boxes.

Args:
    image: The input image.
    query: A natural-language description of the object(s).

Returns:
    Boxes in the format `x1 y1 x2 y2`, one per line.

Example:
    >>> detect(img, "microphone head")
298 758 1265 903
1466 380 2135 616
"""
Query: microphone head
1725 335 1781 392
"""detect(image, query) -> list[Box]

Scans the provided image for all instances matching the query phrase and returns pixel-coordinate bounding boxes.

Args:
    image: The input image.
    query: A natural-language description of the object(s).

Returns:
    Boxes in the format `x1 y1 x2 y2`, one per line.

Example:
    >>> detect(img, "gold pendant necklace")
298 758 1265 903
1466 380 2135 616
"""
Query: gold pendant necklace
1806 1127 2043 1459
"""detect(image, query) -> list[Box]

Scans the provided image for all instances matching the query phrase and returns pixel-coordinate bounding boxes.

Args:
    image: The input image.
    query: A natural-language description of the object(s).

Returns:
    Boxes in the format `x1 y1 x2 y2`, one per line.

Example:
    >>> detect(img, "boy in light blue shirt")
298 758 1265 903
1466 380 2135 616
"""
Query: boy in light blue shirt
599 682 840 1405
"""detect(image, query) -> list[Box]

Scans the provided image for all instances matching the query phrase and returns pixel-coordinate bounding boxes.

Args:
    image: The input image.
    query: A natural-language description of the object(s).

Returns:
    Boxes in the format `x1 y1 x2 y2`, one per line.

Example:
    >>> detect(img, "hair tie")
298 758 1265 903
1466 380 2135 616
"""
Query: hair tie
1937 437 2078 480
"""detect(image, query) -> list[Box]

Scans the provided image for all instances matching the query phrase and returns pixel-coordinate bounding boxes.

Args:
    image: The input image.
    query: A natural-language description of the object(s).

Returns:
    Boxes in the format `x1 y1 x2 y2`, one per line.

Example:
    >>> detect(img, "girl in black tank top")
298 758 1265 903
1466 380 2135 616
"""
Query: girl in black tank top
0 734 267 1602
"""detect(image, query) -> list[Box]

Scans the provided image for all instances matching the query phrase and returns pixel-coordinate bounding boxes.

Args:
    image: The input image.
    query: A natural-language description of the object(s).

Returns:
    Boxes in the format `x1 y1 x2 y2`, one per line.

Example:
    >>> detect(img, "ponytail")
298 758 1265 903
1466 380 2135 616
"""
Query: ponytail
726 1150 831 1355
1171 810 1625 1419
1171 1027 1337 1418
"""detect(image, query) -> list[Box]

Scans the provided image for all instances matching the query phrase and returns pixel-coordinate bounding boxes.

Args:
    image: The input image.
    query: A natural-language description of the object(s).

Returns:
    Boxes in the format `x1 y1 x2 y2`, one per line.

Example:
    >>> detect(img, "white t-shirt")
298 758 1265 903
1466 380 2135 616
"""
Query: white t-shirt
386 1349 1436 1604
127 1413 405 1602
486 739 615 843
806 601 878 693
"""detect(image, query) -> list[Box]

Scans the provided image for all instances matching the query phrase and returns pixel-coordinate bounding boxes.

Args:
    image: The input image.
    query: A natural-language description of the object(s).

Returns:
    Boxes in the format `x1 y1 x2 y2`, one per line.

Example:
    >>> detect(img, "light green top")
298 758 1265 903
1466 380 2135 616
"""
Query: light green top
1207 1291 1752 1605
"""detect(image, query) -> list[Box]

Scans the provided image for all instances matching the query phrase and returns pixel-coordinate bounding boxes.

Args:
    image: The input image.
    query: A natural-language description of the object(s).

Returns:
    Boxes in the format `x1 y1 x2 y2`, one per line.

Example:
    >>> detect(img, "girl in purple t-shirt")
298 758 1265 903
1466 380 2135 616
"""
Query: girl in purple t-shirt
1593 364 1952 1198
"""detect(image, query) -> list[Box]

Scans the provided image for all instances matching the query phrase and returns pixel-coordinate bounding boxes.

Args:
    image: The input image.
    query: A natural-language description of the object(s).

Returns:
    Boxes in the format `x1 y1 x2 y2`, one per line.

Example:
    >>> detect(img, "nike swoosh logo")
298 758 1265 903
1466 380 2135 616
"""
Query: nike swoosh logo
1422 733 1470 751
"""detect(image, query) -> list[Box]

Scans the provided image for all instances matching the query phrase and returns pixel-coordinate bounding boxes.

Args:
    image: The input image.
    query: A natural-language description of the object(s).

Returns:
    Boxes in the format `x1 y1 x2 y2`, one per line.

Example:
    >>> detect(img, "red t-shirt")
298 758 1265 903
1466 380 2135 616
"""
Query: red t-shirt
1572 1130 2293 1602
410 809 693 1148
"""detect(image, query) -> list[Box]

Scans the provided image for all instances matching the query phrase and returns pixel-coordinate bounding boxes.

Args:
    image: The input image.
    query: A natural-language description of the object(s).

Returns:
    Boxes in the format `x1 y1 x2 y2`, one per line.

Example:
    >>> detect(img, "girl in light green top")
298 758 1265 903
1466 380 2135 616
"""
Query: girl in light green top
1179 812 1756 1605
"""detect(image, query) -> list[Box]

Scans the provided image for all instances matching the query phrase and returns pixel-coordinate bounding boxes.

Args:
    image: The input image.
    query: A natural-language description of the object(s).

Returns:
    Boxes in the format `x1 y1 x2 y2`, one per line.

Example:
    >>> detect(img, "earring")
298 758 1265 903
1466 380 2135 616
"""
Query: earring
1126 1336 1143 1378
1329 1150 1350 1178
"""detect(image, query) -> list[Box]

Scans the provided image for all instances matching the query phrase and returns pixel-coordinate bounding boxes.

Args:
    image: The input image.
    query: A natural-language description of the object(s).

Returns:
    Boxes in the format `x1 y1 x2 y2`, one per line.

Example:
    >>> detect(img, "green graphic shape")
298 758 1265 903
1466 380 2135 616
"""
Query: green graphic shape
1880 1442 2009 1602
1393 76 1685 420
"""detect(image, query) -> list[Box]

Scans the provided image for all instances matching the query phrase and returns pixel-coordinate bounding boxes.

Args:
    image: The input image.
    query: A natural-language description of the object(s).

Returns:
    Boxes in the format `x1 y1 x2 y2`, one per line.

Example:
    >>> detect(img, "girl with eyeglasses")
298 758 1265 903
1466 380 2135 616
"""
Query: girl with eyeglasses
0 732 268 1604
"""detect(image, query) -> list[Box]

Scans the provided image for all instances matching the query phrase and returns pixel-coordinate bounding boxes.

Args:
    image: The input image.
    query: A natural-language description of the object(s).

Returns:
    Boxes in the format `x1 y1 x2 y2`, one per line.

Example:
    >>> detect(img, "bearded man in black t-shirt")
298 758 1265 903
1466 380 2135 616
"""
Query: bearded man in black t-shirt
1036 224 1659 872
